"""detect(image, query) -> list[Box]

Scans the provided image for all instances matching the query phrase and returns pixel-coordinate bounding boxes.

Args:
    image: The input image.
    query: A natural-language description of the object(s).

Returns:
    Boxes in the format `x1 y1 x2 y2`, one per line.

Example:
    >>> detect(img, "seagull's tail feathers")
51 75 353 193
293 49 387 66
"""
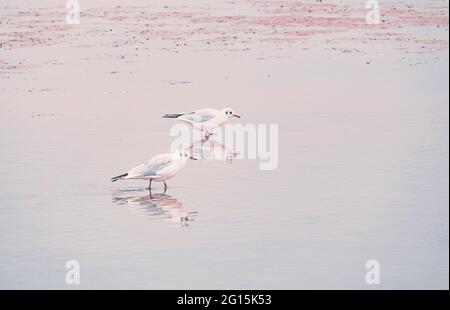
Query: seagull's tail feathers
111 173 128 182
162 112 194 119
162 113 185 119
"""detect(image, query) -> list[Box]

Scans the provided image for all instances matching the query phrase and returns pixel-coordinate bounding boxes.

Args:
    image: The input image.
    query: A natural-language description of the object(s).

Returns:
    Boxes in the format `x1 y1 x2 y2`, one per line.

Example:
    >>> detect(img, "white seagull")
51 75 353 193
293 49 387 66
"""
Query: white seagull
163 107 241 138
111 151 194 190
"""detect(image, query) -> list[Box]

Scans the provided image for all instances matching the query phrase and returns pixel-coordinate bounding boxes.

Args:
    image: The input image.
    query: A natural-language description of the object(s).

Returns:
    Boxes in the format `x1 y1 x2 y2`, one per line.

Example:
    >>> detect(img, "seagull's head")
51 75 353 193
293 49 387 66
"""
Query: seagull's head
222 107 241 119
175 149 197 161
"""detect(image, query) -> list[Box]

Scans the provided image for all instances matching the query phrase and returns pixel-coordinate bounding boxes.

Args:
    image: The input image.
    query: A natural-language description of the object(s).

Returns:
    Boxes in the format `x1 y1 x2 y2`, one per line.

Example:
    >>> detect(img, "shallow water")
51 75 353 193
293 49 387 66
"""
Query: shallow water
0 0 448 289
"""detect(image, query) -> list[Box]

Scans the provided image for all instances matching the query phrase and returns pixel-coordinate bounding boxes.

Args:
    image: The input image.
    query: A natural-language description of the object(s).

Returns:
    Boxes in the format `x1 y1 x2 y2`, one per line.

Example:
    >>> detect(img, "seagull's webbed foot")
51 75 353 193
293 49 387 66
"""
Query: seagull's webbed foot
205 131 214 140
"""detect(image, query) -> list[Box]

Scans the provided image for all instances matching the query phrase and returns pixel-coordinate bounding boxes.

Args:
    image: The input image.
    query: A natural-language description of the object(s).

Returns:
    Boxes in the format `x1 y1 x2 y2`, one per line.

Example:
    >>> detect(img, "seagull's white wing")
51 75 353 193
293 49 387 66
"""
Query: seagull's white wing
179 108 217 124
127 154 172 178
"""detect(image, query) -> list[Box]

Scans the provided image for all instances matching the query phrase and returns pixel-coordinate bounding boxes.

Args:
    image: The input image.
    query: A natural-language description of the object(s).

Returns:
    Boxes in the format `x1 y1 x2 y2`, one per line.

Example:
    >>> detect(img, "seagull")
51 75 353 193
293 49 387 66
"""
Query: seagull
163 107 241 138
111 151 194 190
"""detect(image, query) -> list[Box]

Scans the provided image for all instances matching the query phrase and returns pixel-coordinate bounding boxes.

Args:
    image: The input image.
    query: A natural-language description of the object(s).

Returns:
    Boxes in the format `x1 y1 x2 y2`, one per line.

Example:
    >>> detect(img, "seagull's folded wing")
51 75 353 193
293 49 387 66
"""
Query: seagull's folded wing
180 109 216 123
127 154 172 178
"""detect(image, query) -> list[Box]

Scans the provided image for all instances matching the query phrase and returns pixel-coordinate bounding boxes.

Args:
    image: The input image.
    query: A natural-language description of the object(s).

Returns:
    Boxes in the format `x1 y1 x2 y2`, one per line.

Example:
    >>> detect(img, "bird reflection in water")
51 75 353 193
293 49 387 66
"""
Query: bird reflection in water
189 139 238 163
112 189 197 227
